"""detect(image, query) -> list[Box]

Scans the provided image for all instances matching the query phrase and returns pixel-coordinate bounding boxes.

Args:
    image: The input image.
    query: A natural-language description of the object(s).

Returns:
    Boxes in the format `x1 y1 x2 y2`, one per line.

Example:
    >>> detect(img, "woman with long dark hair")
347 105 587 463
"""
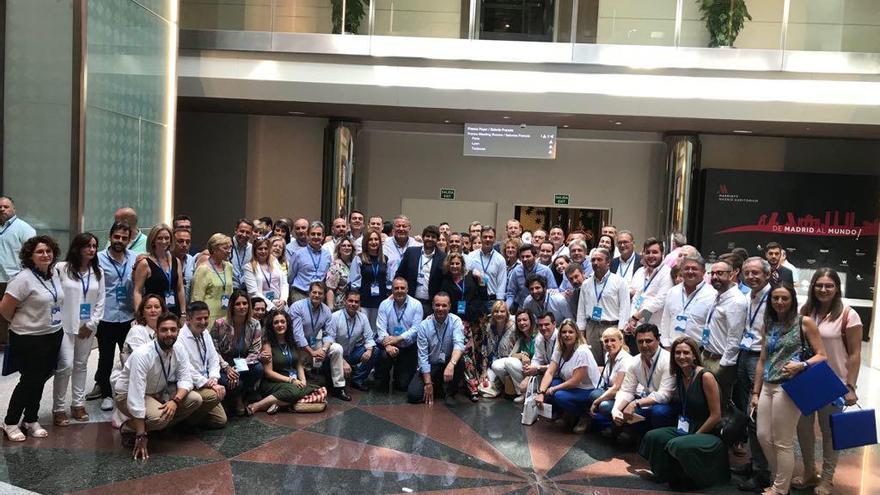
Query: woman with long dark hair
53 232 105 425
210 289 264 416
325 237 355 311
752 283 826 495
793 269 863 495
0 235 64 441
350 230 388 329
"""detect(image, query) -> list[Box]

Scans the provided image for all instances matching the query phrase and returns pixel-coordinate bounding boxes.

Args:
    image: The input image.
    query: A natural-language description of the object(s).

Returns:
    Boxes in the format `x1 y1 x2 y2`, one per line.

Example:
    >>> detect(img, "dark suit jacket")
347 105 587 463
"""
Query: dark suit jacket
771 265 795 285
395 246 447 300
610 253 641 277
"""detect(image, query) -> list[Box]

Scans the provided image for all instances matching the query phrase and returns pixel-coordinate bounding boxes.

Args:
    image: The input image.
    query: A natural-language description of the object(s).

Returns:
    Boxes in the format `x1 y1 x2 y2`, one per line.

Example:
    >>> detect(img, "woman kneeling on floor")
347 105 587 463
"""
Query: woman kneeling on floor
534 319 600 433
247 309 321 415
638 336 728 491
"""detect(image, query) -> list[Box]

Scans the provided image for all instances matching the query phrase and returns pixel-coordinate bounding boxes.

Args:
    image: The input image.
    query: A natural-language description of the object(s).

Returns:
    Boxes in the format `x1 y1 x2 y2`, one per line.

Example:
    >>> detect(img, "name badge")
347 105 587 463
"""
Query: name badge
50 306 62 326
417 272 426 283
79 303 91 321
740 330 757 350
676 416 690 435
115 285 128 302
165 291 176 307
634 295 645 310
370 283 380 296
220 294 230 310
308 335 317 348
288 370 298 379
393 326 404 336
265 291 276 301
457 300 466 315
438 352 446 362
674 313 688 333
591 306 603 320
701 326 711 347
233 358 249 372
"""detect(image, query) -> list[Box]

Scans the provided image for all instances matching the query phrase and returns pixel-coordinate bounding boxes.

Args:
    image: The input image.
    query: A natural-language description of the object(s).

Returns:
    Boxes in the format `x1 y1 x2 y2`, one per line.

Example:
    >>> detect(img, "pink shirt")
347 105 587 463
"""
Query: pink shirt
814 306 862 383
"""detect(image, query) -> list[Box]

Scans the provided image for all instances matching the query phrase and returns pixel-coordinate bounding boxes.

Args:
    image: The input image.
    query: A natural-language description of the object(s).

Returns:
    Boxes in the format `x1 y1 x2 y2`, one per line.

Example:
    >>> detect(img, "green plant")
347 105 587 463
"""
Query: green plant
697 0 752 48
331 0 370 34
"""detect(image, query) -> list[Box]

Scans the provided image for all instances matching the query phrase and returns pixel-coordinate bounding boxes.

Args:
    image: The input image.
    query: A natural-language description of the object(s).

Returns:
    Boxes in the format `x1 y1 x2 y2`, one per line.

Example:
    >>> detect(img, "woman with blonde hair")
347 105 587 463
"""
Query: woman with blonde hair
192 233 234 325
503 238 522 276
269 235 289 280
133 224 185 316
243 237 287 311
588 326 636 433
483 307 535 400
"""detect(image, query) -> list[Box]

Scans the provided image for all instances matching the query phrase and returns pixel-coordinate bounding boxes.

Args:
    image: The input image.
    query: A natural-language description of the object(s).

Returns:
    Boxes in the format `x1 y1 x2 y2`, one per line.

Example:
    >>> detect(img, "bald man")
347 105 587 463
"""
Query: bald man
114 207 147 254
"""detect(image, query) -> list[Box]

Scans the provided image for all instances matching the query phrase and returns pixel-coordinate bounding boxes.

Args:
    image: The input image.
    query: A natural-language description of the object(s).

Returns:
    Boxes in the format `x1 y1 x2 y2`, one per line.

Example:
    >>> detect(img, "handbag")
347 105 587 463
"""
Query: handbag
521 376 539 425
1 338 20 376
830 405 877 450
717 400 748 447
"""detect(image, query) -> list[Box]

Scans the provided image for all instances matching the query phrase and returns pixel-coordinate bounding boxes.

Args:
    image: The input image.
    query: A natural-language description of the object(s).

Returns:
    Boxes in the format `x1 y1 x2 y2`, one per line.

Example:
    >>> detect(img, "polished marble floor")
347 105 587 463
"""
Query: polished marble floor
0 353 878 494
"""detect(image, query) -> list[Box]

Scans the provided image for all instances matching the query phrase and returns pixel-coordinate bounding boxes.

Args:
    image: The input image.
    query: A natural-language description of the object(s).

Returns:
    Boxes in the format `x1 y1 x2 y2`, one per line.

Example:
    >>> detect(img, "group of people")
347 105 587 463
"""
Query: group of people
0 197 864 495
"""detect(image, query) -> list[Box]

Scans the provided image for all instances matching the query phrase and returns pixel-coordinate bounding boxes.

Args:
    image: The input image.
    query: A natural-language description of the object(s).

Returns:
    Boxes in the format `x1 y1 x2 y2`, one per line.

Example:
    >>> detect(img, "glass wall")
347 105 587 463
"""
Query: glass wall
787 0 880 53
3 0 74 246
83 0 176 238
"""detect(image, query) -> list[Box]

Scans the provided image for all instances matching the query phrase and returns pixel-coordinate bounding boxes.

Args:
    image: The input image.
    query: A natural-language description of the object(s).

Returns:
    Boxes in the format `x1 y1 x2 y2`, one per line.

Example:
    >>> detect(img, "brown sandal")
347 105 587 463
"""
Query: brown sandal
70 406 90 422
53 412 70 427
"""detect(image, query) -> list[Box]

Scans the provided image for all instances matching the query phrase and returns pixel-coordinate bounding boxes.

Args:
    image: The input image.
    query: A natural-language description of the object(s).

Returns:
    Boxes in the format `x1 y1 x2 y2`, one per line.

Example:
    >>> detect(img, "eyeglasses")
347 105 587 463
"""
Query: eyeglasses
814 283 837 291
708 270 731 276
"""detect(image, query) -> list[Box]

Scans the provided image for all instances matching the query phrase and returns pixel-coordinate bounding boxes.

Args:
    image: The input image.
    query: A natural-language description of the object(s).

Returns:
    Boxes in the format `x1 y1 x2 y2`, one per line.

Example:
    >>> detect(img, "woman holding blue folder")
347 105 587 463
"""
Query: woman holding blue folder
751 283 826 495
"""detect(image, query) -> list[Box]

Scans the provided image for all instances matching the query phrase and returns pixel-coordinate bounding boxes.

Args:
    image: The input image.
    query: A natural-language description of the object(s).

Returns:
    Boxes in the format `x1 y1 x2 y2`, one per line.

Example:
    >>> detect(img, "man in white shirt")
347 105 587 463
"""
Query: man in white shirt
610 230 640 285
322 217 349 257
548 227 569 262
349 210 365 255
114 313 203 459
523 274 571 324
734 256 772 491
466 227 506 307
701 259 749 407
325 291 378 393
609 324 677 441
383 215 421 286
519 312 558 401
659 254 717 348
577 248 630 366
625 238 673 354
177 301 227 429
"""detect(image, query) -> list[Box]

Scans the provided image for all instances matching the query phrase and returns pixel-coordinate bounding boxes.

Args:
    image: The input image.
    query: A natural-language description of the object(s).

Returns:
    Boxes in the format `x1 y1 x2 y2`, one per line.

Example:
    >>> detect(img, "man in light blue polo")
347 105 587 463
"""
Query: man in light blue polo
325 290 379 393
466 227 506 309
522 274 571 323
407 292 465 405
230 219 254 290
375 277 423 390
288 221 331 303
113 207 147 254
505 244 557 311
0 196 37 344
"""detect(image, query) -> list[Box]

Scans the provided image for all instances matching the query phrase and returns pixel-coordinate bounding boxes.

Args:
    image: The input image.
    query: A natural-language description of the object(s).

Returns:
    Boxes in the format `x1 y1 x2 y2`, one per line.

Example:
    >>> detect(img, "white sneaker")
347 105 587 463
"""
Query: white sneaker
100 397 114 411
21 421 48 438
513 394 525 404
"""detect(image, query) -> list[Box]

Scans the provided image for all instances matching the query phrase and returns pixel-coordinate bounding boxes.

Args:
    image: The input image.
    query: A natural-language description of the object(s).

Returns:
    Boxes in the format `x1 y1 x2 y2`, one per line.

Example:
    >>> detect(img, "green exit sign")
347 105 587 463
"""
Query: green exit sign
554 194 570 205
440 188 456 200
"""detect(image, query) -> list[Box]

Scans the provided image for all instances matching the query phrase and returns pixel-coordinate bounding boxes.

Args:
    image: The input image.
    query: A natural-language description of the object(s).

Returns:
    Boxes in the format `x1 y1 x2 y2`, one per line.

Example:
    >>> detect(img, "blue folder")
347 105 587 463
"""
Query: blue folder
781 361 847 416
830 407 877 450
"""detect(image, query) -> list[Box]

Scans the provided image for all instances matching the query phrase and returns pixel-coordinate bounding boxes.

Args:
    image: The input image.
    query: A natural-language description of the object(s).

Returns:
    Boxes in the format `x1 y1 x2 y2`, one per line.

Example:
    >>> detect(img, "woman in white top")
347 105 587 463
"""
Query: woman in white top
0 235 65 441
535 319 601 432
53 233 106 426
243 238 287 311
588 327 636 432
794 268 863 495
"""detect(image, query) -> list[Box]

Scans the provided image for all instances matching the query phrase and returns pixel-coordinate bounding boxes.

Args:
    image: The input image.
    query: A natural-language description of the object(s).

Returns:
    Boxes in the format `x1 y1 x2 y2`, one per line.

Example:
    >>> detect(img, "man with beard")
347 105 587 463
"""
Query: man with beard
523 274 571 324
178 301 227 429
396 225 445 316
505 244 557 311
701 259 748 407
561 239 593 288
89 223 138 409
115 313 203 459
625 238 673 353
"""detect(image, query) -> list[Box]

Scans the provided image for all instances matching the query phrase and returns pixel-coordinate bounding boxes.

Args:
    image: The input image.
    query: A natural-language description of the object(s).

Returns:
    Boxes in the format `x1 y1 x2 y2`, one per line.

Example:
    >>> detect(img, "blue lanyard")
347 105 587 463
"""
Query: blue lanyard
395 240 407 256
433 318 449 348
643 267 660 292
346 314 356 340
0 217 17 236
194 334 208 374
280 344 294 370
210 261 227 291
370 259 379 281
749 289 769 329
454 277 465 295
154 341 172 386
31 269 58 303
618 255 635 278
419 253 432 271
309 303 322 333
108 252 128 281
479 250 494 273
158 255 173 289
593 272 609 302
80 268 91 298
236 327 248 357
678 371 699 417
233 245 247 273
259 263 275 292
645 350 660 390
600 353 616 388
307 248 323 273
393 300 407 325
680 282 705 313
707 296 721 325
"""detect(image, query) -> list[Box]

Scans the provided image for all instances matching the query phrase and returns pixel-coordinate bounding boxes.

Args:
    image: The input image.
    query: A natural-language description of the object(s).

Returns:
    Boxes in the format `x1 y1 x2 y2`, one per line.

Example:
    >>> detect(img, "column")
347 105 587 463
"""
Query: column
660 133 700 253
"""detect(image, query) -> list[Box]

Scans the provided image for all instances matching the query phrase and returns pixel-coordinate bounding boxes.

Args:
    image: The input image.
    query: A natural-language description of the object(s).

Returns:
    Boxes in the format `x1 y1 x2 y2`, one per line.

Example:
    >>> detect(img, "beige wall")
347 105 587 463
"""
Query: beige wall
356 125 668 242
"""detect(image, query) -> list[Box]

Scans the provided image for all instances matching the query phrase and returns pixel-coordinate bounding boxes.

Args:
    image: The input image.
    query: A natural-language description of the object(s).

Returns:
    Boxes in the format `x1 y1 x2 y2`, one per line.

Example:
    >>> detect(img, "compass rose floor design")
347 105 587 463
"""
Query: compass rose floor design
0 389 876 494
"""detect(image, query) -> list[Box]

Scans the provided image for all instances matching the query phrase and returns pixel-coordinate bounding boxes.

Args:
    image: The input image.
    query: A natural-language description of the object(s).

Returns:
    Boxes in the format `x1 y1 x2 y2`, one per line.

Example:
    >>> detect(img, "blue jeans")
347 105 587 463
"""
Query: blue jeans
544 378 594 416
633 402 679 435
219 360 264 398
587 388 615 430
345 344 380 386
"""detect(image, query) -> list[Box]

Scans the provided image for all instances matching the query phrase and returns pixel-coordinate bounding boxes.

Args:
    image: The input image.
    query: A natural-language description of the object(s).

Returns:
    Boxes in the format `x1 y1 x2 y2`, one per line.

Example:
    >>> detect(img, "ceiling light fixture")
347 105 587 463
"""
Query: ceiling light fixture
288 111 306 115
732 129 753 134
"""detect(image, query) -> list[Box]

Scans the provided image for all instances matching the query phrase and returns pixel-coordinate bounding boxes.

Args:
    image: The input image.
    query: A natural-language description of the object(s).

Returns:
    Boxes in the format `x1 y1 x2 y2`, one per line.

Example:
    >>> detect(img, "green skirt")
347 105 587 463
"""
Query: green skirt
639 426 730 489
260 379 318 404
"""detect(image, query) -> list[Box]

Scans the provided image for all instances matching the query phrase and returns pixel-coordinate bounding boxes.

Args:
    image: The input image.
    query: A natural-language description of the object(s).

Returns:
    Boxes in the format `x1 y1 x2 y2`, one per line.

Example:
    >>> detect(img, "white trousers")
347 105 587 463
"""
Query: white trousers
489 357 524 390
325 342 345 388
54 331 94 411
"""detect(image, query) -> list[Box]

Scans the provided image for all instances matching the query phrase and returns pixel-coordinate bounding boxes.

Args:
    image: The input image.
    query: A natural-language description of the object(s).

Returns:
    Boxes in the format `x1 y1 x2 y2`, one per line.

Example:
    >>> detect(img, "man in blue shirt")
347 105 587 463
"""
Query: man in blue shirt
0 196 37 345
285 217 310 261
561 239 593 289
375 277 424 391
407 292 465 405
324 290 378 394
505 244 557 311
230 219 254 290
288 282 334 372
465 227 507 309
522 274 571 323
288 221 331 302
90 222 137 409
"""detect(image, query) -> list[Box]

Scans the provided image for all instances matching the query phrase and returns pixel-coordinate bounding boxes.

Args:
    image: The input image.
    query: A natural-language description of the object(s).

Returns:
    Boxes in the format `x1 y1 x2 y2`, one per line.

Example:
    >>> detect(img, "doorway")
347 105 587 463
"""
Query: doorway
515 204 611 247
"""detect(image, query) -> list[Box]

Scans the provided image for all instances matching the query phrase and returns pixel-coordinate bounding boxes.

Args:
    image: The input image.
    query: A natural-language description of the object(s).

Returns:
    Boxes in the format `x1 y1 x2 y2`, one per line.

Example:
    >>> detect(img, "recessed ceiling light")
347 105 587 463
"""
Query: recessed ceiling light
732 129 752 134
502 116 510 120
614 121 623 125
562 124 569 128
288 111 306 115
805 127 811 131
443 120 451 124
